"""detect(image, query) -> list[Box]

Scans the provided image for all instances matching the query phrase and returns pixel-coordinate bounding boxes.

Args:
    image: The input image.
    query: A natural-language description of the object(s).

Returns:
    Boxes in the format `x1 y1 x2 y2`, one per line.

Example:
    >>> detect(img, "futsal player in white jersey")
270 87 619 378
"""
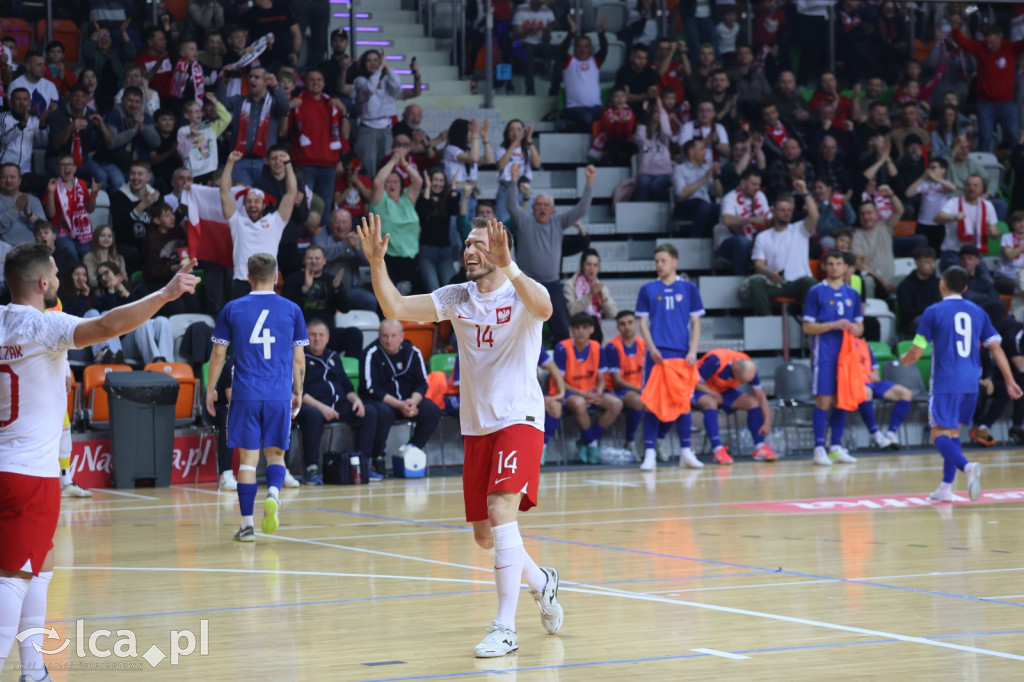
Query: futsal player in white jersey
359 213 563 658
0 243 198 680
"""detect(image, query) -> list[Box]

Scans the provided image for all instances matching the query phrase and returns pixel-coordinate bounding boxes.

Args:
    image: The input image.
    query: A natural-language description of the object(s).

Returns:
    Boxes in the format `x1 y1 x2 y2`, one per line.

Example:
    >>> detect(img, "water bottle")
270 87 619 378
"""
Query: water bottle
350 454 361 484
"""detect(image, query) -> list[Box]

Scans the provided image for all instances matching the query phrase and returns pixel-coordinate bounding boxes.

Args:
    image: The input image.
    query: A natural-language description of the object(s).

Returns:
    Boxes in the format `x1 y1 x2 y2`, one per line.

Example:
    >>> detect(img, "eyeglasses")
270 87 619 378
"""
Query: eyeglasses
97 32 110 38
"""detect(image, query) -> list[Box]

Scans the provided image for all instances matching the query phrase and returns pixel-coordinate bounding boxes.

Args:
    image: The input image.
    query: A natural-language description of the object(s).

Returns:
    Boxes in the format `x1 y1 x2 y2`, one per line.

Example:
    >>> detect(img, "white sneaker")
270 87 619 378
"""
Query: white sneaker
283 471 300 488
19 669 53 681
928 486 953 502
813 446 832 467
884 430 901 449
679 448 704 469
872 431 892 449
474 621 518 657
655 439 671 462
219 470 238 491
640 449 656 471
530 567 563 634
829 446 857 464
61 482 92 498
965 462 983 501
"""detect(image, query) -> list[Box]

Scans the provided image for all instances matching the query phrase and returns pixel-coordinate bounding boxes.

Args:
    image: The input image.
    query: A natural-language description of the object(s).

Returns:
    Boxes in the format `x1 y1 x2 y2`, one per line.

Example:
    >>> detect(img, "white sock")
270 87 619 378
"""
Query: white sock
0 575 31 676
521 548 547 593
937 481 952 493
491 521 525 630
267 487 280 499
241 515 254 528
18 571 52 681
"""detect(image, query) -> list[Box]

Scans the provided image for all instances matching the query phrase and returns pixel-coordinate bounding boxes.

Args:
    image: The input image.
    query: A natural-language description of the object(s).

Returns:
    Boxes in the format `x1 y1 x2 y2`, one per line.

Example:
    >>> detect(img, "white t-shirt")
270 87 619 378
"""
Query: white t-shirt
563 56 601 109
512 5 555 45
0 305 82 478
229 210 287 281
997 232 1024 278
938 196 997 253
9 75 59 112
915 179 952 226
713 188 771 247
676 121 729 165
496 146 534 182
431 278 547 436
717 22 740 53
177 124 219 176
752 222 813 281
443 144 478 183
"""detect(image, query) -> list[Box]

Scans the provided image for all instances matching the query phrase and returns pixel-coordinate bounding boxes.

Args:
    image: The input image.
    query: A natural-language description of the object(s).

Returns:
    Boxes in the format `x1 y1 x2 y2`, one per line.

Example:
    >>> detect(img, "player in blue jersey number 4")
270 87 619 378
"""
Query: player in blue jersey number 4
901 266 1022 503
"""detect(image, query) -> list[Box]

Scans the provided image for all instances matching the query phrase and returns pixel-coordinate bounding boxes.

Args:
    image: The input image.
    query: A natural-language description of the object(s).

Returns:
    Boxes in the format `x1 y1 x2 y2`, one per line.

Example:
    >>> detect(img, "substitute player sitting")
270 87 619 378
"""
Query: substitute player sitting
551 312 623 464
693 349 776 463
359 213 563 658
855 342 913 450
603 310 645 459
901 266 1022 502
206 254 308 543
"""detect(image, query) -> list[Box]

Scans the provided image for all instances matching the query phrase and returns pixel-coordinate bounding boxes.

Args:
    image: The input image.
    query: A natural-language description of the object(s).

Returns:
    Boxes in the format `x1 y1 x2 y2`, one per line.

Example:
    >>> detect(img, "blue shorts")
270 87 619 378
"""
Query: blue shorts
606 388 636 400
227 400 292 450
643 348 689 382
928 393 977 429
867 381 895 400
812 349 840 397
692 387 744 412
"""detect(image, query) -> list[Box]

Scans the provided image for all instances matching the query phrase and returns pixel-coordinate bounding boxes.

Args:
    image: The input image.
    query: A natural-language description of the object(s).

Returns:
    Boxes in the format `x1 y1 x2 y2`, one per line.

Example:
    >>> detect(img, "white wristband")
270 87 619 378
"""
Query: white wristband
501 262 522 280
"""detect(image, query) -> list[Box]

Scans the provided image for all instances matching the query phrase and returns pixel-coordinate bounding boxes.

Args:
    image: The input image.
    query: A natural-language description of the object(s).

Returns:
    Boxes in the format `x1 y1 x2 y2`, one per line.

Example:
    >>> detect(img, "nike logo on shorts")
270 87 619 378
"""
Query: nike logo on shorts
494 476 511 485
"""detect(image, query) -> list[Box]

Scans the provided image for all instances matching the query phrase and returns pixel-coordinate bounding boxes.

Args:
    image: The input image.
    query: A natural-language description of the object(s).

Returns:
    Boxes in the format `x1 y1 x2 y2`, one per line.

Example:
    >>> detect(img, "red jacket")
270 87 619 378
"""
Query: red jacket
810 91 853 129
952 29 1024 103
601 105 636 141
134 52 173 99
289 91 342 167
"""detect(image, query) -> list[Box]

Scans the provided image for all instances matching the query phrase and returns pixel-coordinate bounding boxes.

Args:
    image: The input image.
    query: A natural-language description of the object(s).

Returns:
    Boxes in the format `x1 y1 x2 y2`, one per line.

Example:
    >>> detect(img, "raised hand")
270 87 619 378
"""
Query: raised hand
164 258 201 301
525 123 534 143
90 178 102 194
567 15 577 34
481 119 491 137
509 162 522 182
357 213 389 265
227 149 244 164
793 179 808 195
332 268 345 290
584 164 597 186
483 219 512 269
13 193 28 212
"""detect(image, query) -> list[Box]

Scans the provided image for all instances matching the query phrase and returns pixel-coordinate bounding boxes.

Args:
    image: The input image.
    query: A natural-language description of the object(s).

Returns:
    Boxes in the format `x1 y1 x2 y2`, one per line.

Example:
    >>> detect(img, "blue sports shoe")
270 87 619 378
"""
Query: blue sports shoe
305 465 323 485
368 471 384 482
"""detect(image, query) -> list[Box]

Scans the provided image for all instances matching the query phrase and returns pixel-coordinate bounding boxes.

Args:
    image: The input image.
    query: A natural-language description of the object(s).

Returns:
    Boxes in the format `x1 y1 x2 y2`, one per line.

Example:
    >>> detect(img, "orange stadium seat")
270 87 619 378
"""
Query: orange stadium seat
82 364 132 429
67 373 79 427
0 18 32 61
402 321 437 363
145 362 199 425
37 20 81 62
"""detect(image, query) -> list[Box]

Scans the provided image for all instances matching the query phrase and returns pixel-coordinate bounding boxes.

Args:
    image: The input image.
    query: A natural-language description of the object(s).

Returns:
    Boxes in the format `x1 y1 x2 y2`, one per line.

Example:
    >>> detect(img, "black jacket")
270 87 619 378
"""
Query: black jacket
282 270 351 325
359 339 428 402
304 348 356 409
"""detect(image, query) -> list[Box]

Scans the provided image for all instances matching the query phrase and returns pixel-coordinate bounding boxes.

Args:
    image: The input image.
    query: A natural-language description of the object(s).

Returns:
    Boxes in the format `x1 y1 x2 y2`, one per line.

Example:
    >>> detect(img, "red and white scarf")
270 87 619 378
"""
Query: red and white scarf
234 93 272 158
70 124 83 166
293 91 342 151
735 191 770 239
765 121 788 148
830 191 845 218
54 177 92 243
957 196 989 253
170 59 205 102
573 274 602 318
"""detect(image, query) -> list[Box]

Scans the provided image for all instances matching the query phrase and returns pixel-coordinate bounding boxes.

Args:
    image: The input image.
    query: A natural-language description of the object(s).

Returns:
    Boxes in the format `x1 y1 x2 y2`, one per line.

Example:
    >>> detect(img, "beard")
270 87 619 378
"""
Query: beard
466 261 496 282
43 289 58 309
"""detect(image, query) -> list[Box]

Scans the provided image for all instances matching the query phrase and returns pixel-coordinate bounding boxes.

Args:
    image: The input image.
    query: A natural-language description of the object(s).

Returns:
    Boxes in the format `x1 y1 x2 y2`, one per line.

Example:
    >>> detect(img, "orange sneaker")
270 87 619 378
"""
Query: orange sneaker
752 443 779 462
712 446 734 465
969 427 998 447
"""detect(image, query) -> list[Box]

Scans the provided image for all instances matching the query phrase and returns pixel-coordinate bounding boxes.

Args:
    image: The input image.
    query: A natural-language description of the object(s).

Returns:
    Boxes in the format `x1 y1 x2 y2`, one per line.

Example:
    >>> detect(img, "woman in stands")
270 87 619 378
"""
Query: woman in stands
494 119 541 222
416 168 461 292
82 225 126 290
443 118 494 220
369 145 424 293
77 68 100 112
563 248 618 343
930 104 961 159
633 96 674 202
58 263 95 318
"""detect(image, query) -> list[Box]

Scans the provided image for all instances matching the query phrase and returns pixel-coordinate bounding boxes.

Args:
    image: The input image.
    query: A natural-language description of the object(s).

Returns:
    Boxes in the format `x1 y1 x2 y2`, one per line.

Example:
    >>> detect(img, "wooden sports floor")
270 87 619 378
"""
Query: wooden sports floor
7 449 1024 681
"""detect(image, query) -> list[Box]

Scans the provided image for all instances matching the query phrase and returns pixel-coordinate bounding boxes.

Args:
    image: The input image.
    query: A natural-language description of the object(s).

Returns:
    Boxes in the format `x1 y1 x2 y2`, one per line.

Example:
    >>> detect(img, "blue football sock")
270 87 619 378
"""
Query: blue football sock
935 435 969 483
237 482 257 519
677 413 692 448
812 407 828 447
858 400 878 433
581 424 605 445
265 463 286 498
643 411 661 448
829 408 847 447
747 407 765 445
889 400 911 432
657 419 672 440
544 415 560 444
625 409 641 443
703 409 722 448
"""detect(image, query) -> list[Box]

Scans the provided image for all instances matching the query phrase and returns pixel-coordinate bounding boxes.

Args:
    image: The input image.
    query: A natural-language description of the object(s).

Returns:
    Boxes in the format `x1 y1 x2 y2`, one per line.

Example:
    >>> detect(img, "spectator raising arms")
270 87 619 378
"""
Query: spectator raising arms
369 147 424 293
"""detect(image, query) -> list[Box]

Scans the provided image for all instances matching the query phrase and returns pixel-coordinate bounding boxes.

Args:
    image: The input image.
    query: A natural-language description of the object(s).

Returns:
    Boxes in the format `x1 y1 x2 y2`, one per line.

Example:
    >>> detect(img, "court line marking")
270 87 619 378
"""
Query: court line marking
85 489 159 500
690 648 750 660
265 532 490 572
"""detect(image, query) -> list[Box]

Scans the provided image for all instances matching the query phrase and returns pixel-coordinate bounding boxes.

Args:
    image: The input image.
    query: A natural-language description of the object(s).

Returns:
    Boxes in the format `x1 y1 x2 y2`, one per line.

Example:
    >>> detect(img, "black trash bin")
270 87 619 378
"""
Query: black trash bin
105 371 180 488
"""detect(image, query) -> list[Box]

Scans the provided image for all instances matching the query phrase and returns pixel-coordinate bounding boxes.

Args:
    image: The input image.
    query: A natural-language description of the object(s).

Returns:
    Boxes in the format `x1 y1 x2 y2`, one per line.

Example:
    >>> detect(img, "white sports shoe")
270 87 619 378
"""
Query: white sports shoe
965 462 983 501
829 446 857 464
530 567 563 634
640 449 656 471
679 448 704 469
872 431 893 448
219 470 238 491
813 446 832 467
884 430 901 449
19 670 53 682
655 439 671 462
474 621 518 658
283 471 300 488
61 482 92 498
928 486 953 502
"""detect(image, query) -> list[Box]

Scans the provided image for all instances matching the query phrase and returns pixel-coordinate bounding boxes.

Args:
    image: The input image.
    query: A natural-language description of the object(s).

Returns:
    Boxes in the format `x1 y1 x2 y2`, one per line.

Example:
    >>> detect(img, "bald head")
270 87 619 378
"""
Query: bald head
329 209 353 239
403 104 423 127
732 359 758 384
379 319 404 355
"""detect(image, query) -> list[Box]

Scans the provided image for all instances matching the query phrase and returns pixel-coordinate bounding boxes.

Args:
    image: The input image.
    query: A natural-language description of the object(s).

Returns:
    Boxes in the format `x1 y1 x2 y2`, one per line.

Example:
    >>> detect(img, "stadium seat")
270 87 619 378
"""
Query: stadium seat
145 362 199 426
863 298 896 346
868 341 895 364
402 321 437 362
67 373 79 429
36 19 81 62
342 355 359 392
163 0 188 22
896 340 931 385
0 19 31 61
81 364 132 429
599 40 626 82
593 0 629 34
773 363 815 453
429 352 456 375
168 313 215 363
337 309 381 349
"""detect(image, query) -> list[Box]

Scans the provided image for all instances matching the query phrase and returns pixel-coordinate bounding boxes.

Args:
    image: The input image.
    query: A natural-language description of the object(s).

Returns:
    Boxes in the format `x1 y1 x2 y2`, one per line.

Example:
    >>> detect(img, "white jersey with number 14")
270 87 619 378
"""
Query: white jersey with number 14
431 279 547 436
0 305 82 478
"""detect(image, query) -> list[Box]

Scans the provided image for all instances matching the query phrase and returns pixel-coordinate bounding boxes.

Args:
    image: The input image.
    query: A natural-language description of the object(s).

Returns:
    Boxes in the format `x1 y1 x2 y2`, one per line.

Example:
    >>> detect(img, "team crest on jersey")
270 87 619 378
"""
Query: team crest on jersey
496 306 512 324
829 299 834 305
259 219 270 229
675 294 683 302
845 298 852 306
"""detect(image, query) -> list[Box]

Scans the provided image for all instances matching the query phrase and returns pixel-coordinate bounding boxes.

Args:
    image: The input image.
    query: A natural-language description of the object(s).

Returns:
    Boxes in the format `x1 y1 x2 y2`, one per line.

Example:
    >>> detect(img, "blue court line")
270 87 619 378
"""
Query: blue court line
351 630 1024 682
